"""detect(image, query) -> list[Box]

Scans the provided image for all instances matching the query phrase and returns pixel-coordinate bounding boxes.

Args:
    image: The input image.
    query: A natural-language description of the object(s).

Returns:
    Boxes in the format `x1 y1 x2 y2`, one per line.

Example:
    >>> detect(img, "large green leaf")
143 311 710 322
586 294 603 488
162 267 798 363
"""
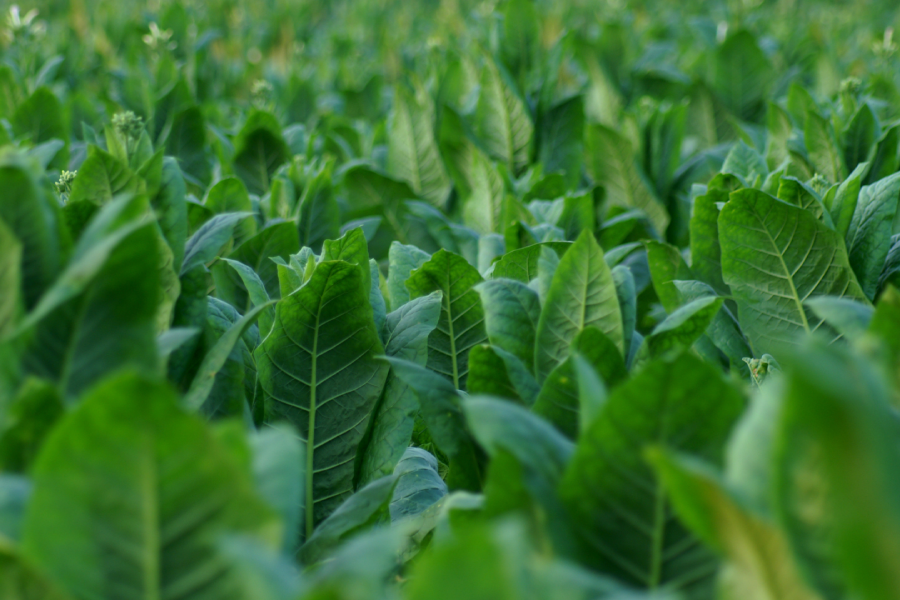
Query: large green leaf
585 123 669 234
232 110 290 195
384 357 484 491
775 342 900 600
473 55 534 175
297 159 340 253
181 212 252 275
534 230 622 382
466 345 539 405
358 291 442 485
560 352 744 593
719 189 867 354
690 173 741 296
213 222 299 311
387 86 450 208
406 249 487 390
0 151 68 309
475 278 541 371
20 372 280 600
0 546 71 600
0 218 21 336
644 296 723 358
299 476 397 566
499 0 540 89
710 30 771 123
17 196 162 399
387 242 430 310
490 241 571 282
12 87 67 159
68 146 144 205
651 450 825 600
532 326 626 439
254 260 389 535
844 173 900 300
249 424 305 555
804 112 846 183
538 95 585 188
0 378 64 473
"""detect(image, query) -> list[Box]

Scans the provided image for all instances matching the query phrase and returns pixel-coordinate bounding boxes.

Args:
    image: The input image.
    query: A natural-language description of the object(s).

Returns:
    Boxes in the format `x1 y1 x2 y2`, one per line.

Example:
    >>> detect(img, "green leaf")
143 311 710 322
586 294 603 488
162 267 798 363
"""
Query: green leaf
475 278 540 371
774 342 899 600
828 162 868 239
645 240 693 312
0 218 21 336
532 326 626 439
842 104 878 172
0 152 68 310
710 30 771 122
723 140 767 186
535 230 622 382
181 212 252 275
585 123 669 234
612 265 637 360
878 235 900 298
20 372 280 600
645 296 723 357
462 149 507 235
17 197 162 399
0 378 63 473
339 164 416 247
250 424 305 555
184 300 275 412
233 222 299 299
406 249 487 390
0 545 72 600
766 102 794 170
466 344 539 405
384 357 484 491
560 352 744 592
464 395 573 484
166 106 211 186
673 280 752 375
500 0 540 88
490 241 571 282
358 292 442 486
390 447 448 521
866 123 900 185
255 260 389 535
12 87 67 154
297 159 340 253
68 146 144 205
844 173 900 300
473 55 534 175
153 158 188 273
220 258 274 337
0 475 30 545
804 296 873 342
388 242 431 311
213 222 300 311
690 173 741 296
320 227 372 296
805 111 846 183
650 450 824 600
719 189 867 354
387 86 450 208
204 177 256 246
538 95 585 188
233 110 290 195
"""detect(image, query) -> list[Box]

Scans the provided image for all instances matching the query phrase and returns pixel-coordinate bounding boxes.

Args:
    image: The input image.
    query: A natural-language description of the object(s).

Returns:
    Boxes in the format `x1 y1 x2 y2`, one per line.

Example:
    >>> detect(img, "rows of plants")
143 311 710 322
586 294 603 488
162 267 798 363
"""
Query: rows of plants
2 1 900 599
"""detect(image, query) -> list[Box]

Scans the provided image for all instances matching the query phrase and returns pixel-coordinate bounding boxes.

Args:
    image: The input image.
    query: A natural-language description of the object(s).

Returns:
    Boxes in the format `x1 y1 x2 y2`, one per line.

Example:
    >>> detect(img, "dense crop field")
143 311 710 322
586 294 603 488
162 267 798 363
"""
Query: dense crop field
2 0 900 598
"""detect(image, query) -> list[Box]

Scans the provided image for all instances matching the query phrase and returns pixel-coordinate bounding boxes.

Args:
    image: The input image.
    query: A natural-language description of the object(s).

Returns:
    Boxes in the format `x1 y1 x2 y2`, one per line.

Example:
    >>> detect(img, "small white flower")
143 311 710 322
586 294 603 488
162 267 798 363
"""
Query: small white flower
143 22 176 52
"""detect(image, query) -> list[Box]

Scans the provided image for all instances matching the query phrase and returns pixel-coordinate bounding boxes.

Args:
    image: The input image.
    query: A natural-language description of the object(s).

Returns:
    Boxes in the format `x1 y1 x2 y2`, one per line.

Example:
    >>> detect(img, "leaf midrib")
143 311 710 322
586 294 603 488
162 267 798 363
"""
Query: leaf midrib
747 205 811 333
